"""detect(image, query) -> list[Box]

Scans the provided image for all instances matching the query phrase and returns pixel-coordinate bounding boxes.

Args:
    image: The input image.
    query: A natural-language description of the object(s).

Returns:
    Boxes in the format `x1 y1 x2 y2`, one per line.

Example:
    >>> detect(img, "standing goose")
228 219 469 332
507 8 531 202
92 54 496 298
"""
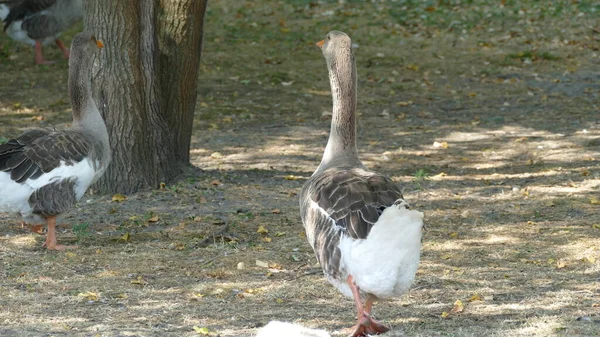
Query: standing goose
0 0 83 64
299 31 424 336
0 31 109 250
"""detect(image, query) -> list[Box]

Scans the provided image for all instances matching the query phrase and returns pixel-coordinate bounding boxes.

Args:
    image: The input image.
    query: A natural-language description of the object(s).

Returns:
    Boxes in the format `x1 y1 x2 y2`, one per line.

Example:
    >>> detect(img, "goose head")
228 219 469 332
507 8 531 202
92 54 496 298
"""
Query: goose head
69 31 103 67
316 30 353 68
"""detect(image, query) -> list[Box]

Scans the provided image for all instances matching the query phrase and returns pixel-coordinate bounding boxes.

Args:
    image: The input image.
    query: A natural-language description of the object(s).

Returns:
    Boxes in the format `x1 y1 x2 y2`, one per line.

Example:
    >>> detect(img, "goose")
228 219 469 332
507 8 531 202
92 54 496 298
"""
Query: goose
0 0 83 64
299 31 424 336
0 31 109 250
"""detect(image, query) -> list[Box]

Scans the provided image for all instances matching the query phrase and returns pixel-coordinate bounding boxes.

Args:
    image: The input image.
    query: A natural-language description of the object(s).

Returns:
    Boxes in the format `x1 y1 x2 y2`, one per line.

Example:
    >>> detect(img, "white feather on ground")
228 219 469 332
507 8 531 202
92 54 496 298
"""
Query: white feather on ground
255 321 331 337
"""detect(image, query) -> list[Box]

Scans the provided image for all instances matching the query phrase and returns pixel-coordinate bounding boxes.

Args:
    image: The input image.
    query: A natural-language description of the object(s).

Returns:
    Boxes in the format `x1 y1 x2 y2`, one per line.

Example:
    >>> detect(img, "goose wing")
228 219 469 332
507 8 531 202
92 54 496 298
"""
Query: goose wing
300 167 403 276
1 0 56 31
0 129 93 184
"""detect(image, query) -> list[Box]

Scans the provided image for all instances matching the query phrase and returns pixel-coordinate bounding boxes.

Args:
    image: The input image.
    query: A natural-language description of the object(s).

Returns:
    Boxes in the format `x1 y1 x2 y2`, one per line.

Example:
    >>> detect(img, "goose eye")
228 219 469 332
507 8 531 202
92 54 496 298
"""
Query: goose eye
327 35 331 40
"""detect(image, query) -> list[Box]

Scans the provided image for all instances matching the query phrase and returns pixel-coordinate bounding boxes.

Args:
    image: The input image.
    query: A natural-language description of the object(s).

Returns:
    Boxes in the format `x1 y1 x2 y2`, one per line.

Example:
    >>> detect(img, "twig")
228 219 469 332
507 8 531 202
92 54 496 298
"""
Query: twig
192 215 229 249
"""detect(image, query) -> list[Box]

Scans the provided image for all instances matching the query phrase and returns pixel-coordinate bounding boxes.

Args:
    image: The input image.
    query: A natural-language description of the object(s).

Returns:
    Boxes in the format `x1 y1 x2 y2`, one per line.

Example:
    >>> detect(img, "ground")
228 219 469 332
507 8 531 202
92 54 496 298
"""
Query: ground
1 1 599 336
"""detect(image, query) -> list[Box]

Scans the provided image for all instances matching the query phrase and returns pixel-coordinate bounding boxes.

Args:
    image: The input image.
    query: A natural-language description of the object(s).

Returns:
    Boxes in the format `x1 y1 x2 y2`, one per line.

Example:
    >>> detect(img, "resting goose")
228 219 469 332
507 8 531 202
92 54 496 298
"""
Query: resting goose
0 0 83 64
299 31 424 336
0 31 109 250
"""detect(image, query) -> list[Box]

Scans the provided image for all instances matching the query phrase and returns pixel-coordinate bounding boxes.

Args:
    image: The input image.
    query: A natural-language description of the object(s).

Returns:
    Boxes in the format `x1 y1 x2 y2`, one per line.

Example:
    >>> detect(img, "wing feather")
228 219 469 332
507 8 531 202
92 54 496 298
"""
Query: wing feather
0 129 93 183
300 167 404 277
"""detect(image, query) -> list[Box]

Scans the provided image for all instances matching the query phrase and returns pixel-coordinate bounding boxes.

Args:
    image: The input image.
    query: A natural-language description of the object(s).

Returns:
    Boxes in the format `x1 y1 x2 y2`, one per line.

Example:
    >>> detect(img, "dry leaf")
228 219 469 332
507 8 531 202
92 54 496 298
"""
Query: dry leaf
112 194 126 202
147 215 159 222
468 294 483 302
451 300 464 314
582 257 597 264
449 232 458 238
406 64 419 71
284 175 301 180
193 326 210 335
441 311 450 318
261 237 272 243
120 232 131 242
433 141 449 149
275 298 284 303
271 209 281 214
130 276 148 285
592 224 600 229
78 291 99 301
556 261 567 269
590 197 600 205
256 226 269 234
275 232 286 237
210 180 221 186
210 152 223 159
255 260 269 268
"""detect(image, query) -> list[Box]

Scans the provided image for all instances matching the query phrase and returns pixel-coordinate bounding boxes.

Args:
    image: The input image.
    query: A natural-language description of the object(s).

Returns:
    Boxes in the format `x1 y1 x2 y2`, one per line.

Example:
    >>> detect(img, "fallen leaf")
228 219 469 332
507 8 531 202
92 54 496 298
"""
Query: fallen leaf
449 232 458 238
210 180 221 186
582 257 597 264
256 226 269 234
78 291 99 301
592 224 600 229
590 197 600 205
451 300 464 314
193 326 210 335
441 311 450 318
433 141 449 149
130 276 148 285
120 232 131 242
468 294 483 302
255 260 269 268
284 175 301 180
261 237 272 243
406 64 419 71
112 194 126 202
147 215 160 223
271 209 281 214
275 298 284 303
210 152 223 159
556 261 567 269
275 232 286 237
269 263 284 270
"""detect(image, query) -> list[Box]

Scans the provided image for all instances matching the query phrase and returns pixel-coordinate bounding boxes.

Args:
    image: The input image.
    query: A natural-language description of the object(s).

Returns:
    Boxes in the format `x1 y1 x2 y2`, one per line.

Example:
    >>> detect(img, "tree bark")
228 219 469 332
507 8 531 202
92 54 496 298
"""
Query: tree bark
84 0 207 194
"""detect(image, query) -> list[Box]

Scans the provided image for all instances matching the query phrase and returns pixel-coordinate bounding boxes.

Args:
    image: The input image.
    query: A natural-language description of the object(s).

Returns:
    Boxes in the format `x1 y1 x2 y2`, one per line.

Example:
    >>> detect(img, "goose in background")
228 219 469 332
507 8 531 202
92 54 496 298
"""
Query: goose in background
299 31 424 336
0 0 83 64
0 31 109 250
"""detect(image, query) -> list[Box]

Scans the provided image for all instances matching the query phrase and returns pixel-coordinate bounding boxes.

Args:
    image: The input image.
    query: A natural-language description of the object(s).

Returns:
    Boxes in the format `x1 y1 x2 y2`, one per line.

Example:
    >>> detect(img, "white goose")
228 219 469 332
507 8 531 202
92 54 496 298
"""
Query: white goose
0 0 83 64
0 31 109 250
299 31 424 336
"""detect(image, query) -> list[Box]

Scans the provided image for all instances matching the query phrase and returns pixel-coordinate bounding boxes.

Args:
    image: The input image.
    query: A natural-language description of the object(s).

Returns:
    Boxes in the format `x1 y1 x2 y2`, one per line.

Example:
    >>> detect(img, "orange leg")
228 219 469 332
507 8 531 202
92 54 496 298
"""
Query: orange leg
34 41 54 65
55 38 69 59
346 275 390 337
41 216 76 251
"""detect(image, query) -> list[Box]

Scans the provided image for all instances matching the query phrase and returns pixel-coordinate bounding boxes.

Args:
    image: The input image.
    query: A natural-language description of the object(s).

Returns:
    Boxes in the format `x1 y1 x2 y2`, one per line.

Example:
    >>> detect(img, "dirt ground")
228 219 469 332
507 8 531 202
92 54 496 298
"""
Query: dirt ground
1 1 599 336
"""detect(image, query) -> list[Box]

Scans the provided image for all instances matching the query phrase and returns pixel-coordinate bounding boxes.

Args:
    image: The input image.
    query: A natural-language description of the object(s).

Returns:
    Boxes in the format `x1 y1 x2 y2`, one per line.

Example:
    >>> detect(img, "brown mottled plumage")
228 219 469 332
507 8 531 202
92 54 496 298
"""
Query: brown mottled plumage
0 32 109 250
299 31 424 337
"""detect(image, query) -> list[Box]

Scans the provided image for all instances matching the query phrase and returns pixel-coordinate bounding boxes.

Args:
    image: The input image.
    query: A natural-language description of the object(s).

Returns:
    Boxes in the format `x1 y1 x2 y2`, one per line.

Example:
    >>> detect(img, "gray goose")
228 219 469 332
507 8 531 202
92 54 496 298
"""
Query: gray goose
299 31 424 336
0 0 83 64
0 31 109 250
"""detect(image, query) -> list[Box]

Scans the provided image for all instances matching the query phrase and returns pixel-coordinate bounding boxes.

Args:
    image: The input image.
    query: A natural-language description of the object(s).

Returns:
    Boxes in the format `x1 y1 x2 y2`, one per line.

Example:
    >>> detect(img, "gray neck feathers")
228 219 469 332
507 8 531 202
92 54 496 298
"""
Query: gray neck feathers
68 44 109 157
317 48 360 171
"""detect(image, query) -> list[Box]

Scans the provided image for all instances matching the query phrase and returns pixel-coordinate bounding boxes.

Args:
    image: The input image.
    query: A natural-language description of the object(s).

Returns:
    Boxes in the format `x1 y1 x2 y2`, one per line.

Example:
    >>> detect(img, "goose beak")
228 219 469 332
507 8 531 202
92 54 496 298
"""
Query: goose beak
96 40 104 49
316 40 324 48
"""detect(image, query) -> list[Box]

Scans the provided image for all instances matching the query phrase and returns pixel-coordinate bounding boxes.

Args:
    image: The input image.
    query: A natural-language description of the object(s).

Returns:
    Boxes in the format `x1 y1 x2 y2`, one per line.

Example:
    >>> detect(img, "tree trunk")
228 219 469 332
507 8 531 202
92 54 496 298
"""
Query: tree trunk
84 0 208 194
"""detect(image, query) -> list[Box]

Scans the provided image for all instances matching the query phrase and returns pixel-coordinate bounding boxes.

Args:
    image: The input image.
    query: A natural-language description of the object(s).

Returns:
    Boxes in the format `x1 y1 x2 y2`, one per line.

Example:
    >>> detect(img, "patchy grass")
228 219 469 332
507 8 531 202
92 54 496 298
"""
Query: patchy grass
1 0 600 336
